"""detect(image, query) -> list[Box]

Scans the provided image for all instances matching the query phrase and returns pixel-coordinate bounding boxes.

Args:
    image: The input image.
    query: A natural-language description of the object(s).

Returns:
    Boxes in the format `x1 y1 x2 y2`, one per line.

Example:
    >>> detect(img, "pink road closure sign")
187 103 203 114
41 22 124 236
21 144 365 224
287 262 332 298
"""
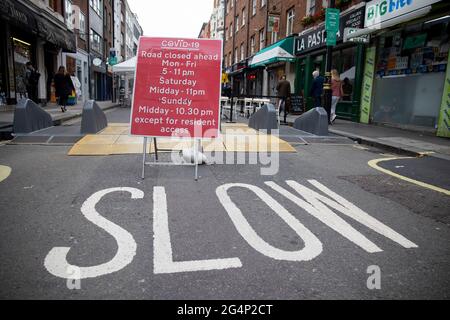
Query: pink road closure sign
130 37 222 138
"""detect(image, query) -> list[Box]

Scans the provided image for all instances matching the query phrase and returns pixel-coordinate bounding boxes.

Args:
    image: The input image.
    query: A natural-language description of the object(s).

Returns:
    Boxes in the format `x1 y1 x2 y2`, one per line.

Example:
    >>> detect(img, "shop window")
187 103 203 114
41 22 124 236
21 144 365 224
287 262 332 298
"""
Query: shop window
12 38 32 100
371 20 449 128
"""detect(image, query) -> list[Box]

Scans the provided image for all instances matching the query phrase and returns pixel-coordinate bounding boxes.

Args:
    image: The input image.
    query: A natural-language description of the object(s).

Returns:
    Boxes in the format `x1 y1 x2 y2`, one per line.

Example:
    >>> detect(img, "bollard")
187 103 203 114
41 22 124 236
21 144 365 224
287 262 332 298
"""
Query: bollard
248 103 278 135
80 100 108 134
13 99 53 134
293 107 329 136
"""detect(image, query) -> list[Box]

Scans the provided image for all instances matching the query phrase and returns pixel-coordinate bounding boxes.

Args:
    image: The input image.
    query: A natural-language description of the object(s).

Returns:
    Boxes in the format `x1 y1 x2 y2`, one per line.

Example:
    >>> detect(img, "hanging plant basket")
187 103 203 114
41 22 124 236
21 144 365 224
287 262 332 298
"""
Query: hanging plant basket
301 15 315 27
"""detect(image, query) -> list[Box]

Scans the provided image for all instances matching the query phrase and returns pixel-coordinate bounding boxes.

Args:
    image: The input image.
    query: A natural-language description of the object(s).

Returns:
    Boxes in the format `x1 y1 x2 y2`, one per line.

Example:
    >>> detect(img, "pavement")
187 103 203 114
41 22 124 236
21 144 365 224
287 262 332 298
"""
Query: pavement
0 108 449 299
285 114 450 160
0 100 120 133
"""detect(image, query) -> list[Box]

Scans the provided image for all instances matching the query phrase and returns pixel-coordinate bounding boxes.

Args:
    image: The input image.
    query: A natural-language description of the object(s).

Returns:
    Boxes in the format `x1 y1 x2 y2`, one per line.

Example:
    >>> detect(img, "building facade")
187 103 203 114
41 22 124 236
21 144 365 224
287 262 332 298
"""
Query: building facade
0 0 77 105
0 0 142 107
217 0 450 137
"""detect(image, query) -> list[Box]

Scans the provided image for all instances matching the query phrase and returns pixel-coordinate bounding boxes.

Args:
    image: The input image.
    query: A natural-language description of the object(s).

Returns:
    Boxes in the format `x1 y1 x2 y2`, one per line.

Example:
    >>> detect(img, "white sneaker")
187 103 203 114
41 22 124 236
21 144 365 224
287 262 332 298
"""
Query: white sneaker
331 114 337 123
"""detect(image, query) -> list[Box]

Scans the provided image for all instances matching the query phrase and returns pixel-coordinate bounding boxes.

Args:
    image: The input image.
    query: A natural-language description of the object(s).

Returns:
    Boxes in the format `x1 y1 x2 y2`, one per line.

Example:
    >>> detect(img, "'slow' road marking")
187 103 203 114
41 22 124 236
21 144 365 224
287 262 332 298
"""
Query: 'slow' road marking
368 157 450 196
0 165 11 183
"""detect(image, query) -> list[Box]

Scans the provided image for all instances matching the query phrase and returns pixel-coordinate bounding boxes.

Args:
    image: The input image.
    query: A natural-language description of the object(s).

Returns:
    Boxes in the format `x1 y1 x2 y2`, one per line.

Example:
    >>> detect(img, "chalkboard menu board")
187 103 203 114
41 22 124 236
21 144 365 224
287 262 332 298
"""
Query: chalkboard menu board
290 95 304 114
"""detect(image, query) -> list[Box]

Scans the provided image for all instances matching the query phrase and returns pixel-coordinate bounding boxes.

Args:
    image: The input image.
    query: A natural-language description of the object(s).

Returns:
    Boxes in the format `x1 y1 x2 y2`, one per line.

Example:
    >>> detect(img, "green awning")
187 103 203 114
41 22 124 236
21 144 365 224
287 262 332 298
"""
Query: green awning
249 37 295 67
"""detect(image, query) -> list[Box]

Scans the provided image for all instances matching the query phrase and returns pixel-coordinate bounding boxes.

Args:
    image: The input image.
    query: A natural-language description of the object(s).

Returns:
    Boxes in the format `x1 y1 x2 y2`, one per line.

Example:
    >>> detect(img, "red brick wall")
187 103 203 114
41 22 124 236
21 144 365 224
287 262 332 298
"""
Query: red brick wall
222 0 365 67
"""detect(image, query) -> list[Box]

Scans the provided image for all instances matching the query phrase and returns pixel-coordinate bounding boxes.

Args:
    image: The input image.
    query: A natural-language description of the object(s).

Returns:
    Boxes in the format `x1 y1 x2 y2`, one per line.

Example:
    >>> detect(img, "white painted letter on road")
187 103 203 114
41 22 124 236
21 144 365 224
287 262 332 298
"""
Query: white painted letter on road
44 187 143 279
216 183 323 261
153 186 242 274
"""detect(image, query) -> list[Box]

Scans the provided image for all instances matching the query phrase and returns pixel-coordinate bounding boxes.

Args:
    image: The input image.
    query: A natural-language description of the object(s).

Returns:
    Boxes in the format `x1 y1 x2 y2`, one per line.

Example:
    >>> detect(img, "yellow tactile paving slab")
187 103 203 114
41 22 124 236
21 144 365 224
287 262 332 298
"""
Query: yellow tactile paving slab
223 134 295 152
99 126 129 135
80 134 120 145
69 123 296 155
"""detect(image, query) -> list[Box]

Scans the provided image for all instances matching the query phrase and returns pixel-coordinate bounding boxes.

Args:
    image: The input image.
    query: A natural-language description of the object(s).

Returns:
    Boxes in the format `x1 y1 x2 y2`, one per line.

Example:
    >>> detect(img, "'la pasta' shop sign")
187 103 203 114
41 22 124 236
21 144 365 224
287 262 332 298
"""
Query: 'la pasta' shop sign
294 5 365 55
130 37 222 138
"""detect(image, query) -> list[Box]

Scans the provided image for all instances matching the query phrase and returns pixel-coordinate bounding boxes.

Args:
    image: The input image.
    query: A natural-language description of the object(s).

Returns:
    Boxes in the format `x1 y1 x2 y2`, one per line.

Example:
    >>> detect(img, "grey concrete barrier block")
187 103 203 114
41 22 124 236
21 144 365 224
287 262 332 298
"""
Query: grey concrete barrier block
80 100 108 134
248 103 278 134
13 99 53 134
293 107 329 136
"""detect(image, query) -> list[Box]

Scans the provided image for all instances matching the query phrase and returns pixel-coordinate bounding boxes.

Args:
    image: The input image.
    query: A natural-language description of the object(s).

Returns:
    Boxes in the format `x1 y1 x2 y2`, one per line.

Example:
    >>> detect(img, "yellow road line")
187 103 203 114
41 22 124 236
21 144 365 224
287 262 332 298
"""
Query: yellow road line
0 165 11 183
368 157 450 196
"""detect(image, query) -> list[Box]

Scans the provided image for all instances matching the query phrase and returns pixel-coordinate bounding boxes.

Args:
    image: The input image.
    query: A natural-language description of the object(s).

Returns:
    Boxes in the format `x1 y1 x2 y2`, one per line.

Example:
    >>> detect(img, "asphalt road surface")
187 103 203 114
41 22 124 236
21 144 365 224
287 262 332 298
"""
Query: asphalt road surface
0 108 449 299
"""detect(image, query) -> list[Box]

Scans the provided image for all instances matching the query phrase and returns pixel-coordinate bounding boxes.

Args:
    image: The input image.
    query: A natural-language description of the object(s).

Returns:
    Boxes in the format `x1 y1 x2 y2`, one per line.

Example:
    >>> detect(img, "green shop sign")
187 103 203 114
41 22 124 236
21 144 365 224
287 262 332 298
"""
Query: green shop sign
364 0 442 28
325 8 340 32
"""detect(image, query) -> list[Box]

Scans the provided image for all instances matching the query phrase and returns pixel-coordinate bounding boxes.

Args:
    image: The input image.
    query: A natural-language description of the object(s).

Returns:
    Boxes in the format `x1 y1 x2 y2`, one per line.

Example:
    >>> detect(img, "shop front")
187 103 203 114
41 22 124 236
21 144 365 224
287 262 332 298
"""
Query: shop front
249 37 296 100
294 3 366 122
0 0 76 105
359 0 450 136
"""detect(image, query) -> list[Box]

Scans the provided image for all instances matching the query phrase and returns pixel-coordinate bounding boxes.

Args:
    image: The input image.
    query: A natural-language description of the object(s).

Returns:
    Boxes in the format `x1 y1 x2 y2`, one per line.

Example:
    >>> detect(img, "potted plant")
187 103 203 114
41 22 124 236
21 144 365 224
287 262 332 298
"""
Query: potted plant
313 8 326 22
301 15 315 27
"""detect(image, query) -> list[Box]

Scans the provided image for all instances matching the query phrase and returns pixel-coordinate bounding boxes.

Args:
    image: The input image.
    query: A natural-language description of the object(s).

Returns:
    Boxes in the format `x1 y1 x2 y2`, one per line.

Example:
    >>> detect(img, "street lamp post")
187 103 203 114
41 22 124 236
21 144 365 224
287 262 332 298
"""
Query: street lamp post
323 0 335 124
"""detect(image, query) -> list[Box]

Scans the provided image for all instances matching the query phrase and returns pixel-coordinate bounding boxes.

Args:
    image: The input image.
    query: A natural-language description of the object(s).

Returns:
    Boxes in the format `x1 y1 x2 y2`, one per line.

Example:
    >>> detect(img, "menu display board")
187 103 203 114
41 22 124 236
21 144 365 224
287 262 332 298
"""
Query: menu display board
130 37 222 138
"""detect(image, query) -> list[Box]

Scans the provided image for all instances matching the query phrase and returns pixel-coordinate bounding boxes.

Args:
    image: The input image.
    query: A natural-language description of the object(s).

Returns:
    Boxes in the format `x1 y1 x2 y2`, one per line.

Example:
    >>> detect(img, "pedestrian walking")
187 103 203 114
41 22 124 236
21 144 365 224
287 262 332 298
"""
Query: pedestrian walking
24 62 40 103
310 70 324 109
276 75 291 124
54 66 75 113
330 69 343 124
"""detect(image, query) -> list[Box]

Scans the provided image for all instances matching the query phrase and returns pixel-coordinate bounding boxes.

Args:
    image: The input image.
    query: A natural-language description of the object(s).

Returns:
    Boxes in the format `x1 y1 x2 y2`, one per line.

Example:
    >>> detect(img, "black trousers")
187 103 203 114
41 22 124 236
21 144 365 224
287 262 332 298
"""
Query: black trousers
279 98 288 123
58 95 69 107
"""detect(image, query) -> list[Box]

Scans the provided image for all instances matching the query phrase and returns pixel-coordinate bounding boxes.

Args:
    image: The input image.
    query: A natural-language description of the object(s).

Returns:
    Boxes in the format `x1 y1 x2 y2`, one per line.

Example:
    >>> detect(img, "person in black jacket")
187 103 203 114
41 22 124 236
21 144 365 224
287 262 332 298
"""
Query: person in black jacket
310 70 324 108
54 66 75 112
276 75 291 124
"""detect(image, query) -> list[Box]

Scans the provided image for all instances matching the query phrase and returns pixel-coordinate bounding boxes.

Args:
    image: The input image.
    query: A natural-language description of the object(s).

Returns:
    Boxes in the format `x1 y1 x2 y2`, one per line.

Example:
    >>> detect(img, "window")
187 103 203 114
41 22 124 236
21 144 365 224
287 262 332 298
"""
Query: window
90 29 103 54
306 0 315 16
48 0 57 11
250 35 255 55
89 0 102 16
225 27 228 40
259 28 265 50
65 0 73 30
231 0 234 8
271 30 278 44
79 12 86 40
230 23 233 38
240 43 244 61
242 8 246 26
234 48 238 64
261 0 266 7
236 15 239 32
286 8 294 36
252 0 257 16
229 52 232 66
